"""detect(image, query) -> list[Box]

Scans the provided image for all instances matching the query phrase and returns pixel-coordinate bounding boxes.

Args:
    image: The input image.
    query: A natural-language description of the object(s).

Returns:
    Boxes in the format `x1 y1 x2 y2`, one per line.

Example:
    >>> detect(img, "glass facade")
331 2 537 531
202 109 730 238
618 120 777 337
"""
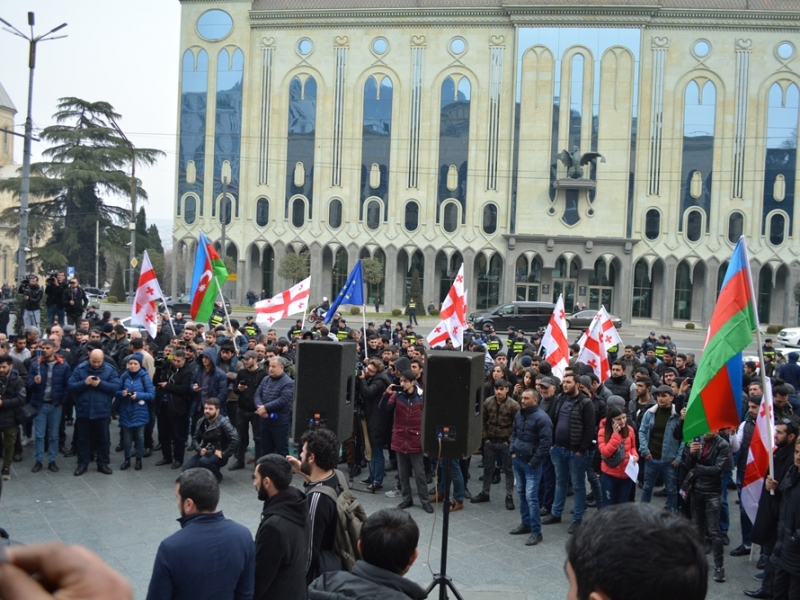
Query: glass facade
286 76 317 216
437 76 470 221
213 48 244 218
360 76 393 219
632 260 652 318
476 254 502 310
762 83 798 236
679 80 716 230
178 49 208 214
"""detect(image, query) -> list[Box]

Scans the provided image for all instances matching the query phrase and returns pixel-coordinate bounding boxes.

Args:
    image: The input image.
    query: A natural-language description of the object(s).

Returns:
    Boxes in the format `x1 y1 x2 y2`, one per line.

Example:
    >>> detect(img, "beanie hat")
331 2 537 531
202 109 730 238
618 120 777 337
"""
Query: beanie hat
520 355 533 368
127 353 144 367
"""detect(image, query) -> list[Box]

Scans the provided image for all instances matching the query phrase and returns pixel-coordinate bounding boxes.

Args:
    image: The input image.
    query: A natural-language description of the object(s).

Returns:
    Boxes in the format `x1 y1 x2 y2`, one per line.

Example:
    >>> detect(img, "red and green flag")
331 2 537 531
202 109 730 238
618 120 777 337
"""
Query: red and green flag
683 237 758 441
190 231 228 322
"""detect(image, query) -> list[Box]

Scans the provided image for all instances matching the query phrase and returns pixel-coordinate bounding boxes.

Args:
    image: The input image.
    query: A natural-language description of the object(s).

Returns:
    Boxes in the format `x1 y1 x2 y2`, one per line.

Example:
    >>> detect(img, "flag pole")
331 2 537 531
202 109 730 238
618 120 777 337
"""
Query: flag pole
216 283 238 354
740 235 775 485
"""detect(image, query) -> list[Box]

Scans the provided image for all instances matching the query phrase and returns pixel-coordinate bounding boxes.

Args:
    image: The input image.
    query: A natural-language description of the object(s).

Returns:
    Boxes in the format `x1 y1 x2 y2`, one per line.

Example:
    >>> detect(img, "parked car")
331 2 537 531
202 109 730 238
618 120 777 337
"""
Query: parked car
777 327 800 348
165 293 231 317
83 286 107 299
469 301 555 332
565 310 622 331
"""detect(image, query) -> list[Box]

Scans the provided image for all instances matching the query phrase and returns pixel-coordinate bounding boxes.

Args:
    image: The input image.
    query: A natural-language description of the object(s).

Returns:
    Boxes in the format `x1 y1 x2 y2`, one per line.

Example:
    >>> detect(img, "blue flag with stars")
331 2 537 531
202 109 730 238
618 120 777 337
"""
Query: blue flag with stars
324 260 365 324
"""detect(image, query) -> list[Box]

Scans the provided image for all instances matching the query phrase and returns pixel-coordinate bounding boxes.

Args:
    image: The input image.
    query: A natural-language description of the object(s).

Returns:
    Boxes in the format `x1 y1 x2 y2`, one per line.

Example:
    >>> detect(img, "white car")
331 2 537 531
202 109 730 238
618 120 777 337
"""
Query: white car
777 327 800 348
120 317 143 336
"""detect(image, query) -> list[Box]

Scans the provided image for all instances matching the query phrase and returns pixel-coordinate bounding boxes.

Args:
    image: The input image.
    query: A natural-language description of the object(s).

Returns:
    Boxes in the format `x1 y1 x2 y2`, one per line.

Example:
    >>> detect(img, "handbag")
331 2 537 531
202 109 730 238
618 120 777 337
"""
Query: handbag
15 403 37 425
601 438 626 468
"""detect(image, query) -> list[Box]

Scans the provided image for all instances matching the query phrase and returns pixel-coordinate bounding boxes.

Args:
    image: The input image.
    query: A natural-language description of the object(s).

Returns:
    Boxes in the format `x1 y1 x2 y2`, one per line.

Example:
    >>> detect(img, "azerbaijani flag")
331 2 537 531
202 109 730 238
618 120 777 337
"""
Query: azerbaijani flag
683 237 758 441
190 231 228 322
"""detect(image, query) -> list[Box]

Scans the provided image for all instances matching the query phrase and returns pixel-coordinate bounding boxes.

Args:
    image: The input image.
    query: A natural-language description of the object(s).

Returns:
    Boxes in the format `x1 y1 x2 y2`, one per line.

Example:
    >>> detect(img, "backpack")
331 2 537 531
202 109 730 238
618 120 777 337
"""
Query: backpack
308 469 367 571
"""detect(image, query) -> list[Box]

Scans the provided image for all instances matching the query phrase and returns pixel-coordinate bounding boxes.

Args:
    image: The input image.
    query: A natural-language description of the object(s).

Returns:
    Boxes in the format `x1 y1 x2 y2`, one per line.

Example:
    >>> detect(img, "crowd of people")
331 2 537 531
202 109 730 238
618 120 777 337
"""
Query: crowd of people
2 283 800 598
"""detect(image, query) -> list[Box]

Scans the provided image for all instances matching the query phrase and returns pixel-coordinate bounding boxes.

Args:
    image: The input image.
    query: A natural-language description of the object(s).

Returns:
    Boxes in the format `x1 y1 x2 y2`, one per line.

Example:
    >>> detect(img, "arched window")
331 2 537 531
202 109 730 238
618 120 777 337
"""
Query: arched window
366 200 381 230
515 255 541 301
220 196 232 225
184 196 197 225
717 261 729 297
632 260 652 318
286 76 317 214
438 252 463 303
589 260 615 311
365 248 386 305
680 80 716 229
443 203 458 233
769 213 786 245
552 257 578 309
404 202 419 231
404 251 425 305
674 262 692 320
758 265 772 323
360 76 393 214
255 198 269 227
763 83 798 238
292 198 305 228
328 199 342 229
728 212 743 243
569 54 584 150
686 210 702 242
331 248 348 300
437 75 470 212
645 209 660 240
179 49 208 204
262 246 274 298
482 204 497 234
214 48 244 216
552 257 579 279
476 254 502 310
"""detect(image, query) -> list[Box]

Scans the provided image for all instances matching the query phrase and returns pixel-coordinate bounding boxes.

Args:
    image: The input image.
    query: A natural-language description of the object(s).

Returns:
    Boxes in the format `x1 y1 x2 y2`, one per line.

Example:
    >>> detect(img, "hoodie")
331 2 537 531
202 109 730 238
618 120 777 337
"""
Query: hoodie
190 347 229 415
308 560 428 600
779 352 800 391
254 486 309 600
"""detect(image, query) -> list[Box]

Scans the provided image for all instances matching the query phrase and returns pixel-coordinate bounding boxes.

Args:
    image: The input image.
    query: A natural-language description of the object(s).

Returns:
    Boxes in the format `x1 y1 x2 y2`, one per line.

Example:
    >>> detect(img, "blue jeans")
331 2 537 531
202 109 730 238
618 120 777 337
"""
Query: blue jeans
23 310 40 330
369 444 385 485
436 459 464 503
584 449 601 502
47 305 66 327
260 421 289 456
33 403 62 463
122 425 144 459
538 454 555 511
640 458 678 513
513 457 542 534
600 472 633 508
550 445 586 522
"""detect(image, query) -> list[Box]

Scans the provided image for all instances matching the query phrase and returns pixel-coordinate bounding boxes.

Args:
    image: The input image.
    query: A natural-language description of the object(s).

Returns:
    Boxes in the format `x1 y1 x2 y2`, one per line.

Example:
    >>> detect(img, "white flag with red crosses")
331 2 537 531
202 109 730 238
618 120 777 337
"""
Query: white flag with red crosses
131 250 164 338
254 277 311 326
576 306 623 382
541 294 570 379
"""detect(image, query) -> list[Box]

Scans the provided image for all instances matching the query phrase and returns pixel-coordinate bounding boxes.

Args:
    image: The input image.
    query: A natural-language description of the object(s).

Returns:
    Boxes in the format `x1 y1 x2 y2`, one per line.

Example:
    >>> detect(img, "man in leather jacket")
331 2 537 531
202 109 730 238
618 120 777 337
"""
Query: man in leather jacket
155 350 194 469
686 430 731 583
183 397 239 482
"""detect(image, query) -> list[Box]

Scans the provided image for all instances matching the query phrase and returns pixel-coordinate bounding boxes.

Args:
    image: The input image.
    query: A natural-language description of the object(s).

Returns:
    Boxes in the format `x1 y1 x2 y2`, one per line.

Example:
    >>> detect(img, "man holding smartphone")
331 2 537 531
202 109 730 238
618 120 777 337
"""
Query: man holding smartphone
68 349 120 476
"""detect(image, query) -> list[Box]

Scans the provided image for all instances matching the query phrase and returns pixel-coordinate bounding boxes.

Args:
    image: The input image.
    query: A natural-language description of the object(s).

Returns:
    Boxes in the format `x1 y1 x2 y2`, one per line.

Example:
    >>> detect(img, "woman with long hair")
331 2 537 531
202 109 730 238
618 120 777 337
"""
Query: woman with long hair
597 405 638 508
513 368 536 402
484 364 506 399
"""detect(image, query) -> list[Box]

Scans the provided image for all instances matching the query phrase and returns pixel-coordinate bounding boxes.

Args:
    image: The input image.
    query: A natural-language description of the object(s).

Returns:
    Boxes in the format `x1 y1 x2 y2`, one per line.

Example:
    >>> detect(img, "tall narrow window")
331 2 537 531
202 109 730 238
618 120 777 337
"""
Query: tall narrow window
632 260 652 318
328 199 342 229
443 203 458 233
728 212 743 243
366 200 380 230
763 83 798 236
255 198 269 227
178 50 209 207
686 210 702 242
220 197 232 225
476 255 502 310
680 80 716 229
404 252 425 305
437 76 470 221
482 204 497 234
404 202 419 231
184 196 197 225
286 76 317 217
758 265 772 323
569 55 584 150
365 248 386 305
292 198 305 228
515 255 541 301
645 209 660 240
214 48 244 217
331 248 348 300
674 262 692 320
438 252 464 304
360 76 392 219
770 213 786 245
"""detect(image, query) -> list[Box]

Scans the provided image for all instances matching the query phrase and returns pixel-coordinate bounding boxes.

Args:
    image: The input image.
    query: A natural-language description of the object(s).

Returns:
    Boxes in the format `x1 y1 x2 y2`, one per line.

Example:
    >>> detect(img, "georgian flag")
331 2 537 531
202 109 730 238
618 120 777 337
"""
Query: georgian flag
742 380 776 525
131 250 164 339
540 294 570 379
255 277 311 326
576 306 623 382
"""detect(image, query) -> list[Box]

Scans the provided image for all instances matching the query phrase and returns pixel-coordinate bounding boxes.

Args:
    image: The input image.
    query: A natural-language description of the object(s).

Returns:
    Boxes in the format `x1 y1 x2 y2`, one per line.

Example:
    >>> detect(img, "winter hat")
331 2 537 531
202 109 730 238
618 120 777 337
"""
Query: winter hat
789 352 799 362
393 357 411 373
102 323 114 333
127 353 144 368
607 395 626 409
520 355 533 368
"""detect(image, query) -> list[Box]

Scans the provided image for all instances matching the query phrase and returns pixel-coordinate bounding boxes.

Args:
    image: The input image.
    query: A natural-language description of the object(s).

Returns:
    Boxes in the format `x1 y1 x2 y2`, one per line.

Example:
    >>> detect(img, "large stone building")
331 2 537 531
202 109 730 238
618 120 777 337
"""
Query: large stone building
172 0 800 327
0 81 21 286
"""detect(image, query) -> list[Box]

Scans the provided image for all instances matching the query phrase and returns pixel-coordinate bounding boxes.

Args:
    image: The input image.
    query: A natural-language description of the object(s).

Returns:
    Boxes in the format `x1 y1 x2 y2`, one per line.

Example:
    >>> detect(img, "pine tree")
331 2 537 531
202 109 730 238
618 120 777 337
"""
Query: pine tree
109 262 127 302
409 268 423 313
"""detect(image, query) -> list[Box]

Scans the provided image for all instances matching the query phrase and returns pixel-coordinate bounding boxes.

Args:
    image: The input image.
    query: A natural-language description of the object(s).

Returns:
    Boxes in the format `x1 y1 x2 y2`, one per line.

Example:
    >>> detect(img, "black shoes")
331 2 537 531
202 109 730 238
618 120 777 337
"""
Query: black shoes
143 448 152 458
422 503 434 514
171 460 183 469
568 522 581 535
757 555 767 569
360 477 373 485
470 492 490 504
505 495 515 511
74 465 88 476
542 515 562 525
155 458 172 467
48 462 59 473
64 448 77 458
525 534 543 546
115 443 123 452
713 567 725 582
397 500 413 509
743 589 770 599
228 461 245 471
540 507 551 516
32 462 42 473
509 524 531 535
365 483 383 493
120 460 131 471
491 472 501 485
722 533 730 545
135 458 142 471
730 544 751 557
97 465 112 475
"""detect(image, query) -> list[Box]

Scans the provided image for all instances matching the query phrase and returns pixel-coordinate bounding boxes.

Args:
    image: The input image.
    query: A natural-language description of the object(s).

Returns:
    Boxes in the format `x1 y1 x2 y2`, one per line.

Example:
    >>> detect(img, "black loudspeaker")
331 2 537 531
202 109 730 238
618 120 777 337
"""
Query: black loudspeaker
422 351 484 459
293 341 356 440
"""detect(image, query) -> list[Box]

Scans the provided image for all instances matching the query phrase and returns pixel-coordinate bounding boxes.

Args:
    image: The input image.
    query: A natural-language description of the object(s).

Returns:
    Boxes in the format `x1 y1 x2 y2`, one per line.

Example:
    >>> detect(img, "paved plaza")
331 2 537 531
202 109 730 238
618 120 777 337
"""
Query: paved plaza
1 438 761 600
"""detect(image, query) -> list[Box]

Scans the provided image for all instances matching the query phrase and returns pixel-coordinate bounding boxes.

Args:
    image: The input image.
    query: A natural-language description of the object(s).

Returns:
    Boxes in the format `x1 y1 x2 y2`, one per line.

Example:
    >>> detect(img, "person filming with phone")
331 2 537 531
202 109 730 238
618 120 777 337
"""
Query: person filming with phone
67 349 120 476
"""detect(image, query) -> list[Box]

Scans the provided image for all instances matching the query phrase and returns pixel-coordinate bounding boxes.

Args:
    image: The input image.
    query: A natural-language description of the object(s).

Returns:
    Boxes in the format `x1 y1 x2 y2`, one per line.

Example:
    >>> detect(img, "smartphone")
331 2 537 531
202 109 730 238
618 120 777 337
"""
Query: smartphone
91 376 99 381
35 349 42 359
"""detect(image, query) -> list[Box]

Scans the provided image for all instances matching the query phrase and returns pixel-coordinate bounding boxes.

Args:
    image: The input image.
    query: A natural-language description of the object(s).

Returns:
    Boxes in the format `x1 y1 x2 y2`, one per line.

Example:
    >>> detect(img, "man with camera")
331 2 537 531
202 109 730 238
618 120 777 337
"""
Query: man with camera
18 275 43 331
62 278 88 326
183 397 239 482
155 349 194 469
68 349 120 476
44 271 66 328
358 358 392 492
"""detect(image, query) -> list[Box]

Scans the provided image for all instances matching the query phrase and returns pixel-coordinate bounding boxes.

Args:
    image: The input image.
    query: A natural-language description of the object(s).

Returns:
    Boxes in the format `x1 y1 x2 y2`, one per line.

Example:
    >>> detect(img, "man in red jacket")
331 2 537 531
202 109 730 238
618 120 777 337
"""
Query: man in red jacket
380 370 432 514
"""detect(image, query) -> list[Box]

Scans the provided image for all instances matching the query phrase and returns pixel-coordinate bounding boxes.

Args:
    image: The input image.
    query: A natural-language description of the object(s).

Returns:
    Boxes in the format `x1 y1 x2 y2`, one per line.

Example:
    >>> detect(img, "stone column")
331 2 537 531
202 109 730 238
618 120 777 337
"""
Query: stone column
170 238 178 297
662 258 677 326
309 243 324 304
462 247 476 311
617 255 632 325
423 246 436 313
383 246 398 312
702 265 716 328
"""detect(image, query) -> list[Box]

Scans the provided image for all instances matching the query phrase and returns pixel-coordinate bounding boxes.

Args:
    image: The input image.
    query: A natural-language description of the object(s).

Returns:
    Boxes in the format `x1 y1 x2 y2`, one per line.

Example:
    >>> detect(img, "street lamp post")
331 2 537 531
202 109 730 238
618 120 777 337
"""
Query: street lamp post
0 12 67 284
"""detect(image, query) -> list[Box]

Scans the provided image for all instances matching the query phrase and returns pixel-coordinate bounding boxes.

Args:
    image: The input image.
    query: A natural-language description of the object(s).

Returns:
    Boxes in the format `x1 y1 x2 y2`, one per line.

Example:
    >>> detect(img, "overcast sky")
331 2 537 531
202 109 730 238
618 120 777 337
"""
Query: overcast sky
1 0 181 225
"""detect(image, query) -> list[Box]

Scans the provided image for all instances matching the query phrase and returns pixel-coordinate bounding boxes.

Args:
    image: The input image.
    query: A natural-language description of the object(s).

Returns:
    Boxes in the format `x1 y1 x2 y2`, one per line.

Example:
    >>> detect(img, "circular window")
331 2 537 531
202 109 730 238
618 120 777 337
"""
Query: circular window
298 39 313 55
372 38 388 55
450 38 466 55
693 40 710 58
777 42 795 60
196 10 233 41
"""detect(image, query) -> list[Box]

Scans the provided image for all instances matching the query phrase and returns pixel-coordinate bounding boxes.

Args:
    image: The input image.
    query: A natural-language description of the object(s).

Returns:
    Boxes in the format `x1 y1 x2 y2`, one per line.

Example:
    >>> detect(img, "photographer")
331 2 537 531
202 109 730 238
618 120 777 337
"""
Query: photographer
155 349 194 469
45 271 66 327
229 350 267 470
183 397 239 481
18 274 43 330
63 278 88 326
358 358 391 492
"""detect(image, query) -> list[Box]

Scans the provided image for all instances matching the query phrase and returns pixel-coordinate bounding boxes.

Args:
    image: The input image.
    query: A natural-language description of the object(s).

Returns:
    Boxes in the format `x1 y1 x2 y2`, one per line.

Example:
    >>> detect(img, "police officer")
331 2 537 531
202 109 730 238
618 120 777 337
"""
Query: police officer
485 328 503 359
404 324 417 346
287 319 303 339
242 316 261 339
510 329 528 361
641 331 658 355
654 335 668 360
763 338 776 363
209 302 225 328
407 297 419 326
336 318 351 341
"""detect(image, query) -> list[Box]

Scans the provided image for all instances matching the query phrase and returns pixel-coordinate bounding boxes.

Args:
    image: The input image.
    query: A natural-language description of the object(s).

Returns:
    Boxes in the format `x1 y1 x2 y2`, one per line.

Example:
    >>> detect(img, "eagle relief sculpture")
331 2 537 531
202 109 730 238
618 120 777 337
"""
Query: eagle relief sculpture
557 146 606 179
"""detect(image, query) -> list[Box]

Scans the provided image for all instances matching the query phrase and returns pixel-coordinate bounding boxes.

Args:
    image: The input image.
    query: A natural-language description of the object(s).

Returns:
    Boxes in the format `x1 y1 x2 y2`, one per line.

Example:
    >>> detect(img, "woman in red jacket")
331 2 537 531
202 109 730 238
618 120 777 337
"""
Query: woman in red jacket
597 406 639 508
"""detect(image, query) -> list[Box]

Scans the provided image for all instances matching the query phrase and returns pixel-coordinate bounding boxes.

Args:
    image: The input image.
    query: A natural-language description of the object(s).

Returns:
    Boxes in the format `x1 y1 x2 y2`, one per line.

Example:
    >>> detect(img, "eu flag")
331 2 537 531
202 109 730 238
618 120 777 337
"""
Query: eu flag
324 260 365 324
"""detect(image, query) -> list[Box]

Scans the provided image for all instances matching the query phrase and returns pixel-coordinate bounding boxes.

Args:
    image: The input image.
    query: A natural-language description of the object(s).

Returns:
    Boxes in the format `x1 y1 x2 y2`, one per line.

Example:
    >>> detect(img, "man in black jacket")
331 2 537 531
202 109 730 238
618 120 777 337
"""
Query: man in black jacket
358 358 391 492
18 275 43 331
543 373 595 534
308 508 427 600
62 278 88 326
231 351 267 470
602 361 633 403
253 454 309 600
686 430 731 583
747 419 798 598
183 398 239 481
0 356 26 480
508 388 553 546
155 350 193 469
765 436 800 599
